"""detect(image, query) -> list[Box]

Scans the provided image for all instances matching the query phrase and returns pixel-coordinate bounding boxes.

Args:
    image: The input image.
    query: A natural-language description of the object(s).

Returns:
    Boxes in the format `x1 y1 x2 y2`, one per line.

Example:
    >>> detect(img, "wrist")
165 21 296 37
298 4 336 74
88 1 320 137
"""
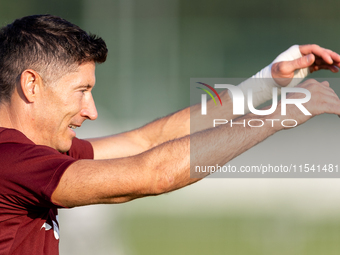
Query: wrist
271 45 310 87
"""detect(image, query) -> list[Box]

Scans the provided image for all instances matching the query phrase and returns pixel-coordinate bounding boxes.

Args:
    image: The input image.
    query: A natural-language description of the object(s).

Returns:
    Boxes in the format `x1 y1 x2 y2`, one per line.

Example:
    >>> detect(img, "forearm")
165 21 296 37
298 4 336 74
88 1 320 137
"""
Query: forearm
133 89 235 146
88 89 235 159
141 113 280 195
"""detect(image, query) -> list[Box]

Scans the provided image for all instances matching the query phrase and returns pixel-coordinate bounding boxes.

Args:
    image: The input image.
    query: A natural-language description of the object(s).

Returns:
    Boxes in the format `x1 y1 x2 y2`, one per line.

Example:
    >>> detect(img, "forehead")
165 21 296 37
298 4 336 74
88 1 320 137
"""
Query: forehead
57 61 96 88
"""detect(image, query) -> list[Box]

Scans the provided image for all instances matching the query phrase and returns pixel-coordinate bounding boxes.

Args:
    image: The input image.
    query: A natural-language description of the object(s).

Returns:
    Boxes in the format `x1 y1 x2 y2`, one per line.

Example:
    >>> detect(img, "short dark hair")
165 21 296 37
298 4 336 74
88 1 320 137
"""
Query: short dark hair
0 14 108 102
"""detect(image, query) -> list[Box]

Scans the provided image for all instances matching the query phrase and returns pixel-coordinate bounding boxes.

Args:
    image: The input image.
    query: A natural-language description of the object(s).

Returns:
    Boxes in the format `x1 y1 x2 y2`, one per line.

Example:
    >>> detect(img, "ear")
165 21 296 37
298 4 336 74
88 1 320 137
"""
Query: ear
20 69 43 103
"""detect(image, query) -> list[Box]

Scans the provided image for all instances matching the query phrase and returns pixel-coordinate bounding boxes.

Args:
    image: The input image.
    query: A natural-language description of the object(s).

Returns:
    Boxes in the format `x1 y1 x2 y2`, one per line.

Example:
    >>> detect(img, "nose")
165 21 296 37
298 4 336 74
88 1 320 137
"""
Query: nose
80 92 98 120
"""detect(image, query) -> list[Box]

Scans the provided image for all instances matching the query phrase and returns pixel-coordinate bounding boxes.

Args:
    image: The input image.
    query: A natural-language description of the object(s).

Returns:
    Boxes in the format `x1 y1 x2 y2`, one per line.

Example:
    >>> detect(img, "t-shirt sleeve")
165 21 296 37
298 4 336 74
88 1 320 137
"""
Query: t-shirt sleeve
65 137 94 159
0 143 77 208
0 128 94 209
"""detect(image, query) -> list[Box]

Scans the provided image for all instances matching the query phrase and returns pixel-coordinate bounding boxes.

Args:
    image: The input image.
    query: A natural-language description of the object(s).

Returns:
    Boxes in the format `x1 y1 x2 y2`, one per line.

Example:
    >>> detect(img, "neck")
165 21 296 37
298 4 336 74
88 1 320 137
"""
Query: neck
0 100 26 133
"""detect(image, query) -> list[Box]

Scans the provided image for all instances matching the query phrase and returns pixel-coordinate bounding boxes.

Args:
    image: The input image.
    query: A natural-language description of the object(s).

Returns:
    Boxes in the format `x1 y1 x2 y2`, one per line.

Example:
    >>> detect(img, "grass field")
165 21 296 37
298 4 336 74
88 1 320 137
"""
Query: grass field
119 214 340 255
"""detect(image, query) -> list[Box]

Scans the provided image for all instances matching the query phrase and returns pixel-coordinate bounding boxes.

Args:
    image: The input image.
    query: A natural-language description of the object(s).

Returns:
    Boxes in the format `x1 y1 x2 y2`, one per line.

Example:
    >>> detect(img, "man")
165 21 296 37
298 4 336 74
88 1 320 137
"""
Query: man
0 15 340 255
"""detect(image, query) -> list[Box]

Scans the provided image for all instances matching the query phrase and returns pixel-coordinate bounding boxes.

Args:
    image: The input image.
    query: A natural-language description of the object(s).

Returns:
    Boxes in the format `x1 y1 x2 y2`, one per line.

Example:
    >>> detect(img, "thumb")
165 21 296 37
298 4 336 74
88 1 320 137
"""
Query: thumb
288 54 315 72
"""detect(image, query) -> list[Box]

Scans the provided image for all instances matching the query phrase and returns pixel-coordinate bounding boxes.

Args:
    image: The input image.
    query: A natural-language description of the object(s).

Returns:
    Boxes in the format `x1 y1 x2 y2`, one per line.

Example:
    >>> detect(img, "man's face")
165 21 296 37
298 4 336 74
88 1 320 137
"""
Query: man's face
34 61 97 152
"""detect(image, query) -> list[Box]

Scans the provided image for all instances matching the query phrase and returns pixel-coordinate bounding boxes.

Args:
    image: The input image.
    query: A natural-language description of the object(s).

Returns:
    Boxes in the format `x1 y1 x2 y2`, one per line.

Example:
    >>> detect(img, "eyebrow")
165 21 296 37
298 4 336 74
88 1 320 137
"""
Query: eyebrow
77 84 94 90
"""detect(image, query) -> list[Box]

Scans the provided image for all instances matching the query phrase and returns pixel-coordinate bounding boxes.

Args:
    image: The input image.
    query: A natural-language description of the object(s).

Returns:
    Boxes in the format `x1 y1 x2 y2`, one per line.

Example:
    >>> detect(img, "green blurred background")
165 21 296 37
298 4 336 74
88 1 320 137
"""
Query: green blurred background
2 0 340 254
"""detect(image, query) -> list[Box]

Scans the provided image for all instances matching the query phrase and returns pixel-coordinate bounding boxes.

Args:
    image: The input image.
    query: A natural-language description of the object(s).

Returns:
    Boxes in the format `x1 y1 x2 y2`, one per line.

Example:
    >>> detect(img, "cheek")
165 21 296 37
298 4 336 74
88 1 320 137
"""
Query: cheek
73 97 85 113
63 93 84 112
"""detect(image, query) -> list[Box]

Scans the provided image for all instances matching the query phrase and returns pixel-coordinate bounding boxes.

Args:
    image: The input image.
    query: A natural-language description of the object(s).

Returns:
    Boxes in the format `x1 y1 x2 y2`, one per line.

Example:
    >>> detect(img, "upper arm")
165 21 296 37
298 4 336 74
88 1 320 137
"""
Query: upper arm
51 157 153 207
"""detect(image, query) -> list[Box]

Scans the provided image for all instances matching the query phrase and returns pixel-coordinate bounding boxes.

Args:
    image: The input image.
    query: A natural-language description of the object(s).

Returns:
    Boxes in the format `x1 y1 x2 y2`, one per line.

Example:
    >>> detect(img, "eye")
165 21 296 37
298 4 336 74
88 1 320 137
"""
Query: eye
77 85 92 95
79 88 88 95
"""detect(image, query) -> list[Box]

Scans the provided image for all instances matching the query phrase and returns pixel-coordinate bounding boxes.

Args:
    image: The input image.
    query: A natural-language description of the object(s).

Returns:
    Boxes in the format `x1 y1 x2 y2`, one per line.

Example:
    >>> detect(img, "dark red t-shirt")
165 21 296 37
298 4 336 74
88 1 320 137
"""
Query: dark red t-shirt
0 128 94 255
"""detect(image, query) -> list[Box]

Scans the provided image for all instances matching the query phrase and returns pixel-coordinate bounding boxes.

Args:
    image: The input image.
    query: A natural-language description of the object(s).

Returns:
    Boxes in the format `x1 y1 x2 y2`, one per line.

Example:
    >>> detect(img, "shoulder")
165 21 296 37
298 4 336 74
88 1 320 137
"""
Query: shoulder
64 137 94 160
0 128 69 161
0 127 93 159
0 127 35 145
0 128 77 205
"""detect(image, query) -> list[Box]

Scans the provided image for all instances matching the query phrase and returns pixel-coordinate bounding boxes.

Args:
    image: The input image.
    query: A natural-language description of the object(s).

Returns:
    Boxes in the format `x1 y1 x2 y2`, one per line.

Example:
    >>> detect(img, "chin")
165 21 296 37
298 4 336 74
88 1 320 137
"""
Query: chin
56 139 74 153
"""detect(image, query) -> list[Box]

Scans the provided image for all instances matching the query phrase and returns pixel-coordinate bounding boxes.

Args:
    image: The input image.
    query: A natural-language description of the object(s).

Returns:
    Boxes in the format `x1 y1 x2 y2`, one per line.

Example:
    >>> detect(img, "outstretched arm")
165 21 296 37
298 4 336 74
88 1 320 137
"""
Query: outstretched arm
88 44 340 160
53 79 340 207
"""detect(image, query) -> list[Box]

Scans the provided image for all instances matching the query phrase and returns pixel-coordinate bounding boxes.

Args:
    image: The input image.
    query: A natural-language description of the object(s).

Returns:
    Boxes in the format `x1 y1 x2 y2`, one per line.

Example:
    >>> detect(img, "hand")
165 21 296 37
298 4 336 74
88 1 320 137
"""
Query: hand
272 44 340 86
300 44 340 73
280 79 340 127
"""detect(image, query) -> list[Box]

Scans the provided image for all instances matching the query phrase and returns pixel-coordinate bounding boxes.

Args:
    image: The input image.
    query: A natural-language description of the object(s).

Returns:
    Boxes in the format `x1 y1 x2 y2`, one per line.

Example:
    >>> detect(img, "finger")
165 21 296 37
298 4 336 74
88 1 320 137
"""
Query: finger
315 57 340 69
313 50 333 65
285 54 315 74
300 44 340 65
328 65 340 73
319 48 340 64
310 64 340 73
321 80 330 87
326 50 340 64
